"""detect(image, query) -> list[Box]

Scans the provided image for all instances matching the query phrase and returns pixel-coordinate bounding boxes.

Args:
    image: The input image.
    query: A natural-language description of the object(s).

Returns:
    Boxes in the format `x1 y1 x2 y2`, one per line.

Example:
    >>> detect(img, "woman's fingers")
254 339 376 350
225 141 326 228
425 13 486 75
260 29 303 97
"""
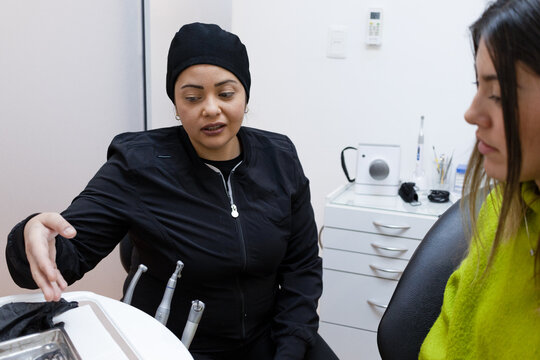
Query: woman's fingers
23 212 76 301
38 212 77 239
27 237 59 301
56 268 68 290
29 258 58 301
50 279 64 302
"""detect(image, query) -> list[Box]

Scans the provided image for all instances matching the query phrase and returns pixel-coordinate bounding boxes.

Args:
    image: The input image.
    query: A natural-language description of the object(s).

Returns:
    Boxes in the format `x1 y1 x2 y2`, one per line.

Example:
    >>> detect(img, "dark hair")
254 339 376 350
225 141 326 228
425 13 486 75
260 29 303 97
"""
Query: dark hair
465 0 540 275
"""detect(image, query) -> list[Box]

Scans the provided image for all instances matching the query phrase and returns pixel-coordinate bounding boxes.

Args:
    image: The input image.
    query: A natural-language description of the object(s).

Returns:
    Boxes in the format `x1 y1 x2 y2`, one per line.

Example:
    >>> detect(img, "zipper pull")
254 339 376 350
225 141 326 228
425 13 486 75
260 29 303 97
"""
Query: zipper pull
231 204 239 218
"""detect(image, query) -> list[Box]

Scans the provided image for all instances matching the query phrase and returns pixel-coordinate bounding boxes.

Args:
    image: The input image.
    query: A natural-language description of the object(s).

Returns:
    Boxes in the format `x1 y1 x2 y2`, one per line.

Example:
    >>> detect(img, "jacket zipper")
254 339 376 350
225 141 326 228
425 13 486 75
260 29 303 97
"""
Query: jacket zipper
205 162 247 339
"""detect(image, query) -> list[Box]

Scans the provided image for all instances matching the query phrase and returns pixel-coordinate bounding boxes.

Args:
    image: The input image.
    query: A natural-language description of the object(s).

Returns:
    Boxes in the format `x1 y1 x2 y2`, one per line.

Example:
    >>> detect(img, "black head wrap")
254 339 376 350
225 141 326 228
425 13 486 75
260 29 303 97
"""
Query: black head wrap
166 22 251 104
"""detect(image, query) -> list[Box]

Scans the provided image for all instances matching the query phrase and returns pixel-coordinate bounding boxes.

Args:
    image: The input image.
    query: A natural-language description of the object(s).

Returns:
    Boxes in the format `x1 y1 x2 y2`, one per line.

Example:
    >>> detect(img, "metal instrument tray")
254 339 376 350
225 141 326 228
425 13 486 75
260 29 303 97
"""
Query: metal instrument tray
0 328 81 360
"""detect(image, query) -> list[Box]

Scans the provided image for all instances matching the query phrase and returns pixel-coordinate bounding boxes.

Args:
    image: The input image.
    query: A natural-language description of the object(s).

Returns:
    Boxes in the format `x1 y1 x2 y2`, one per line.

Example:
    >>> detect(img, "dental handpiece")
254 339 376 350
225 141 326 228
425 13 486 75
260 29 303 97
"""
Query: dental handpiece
181 300 205 349
155 260 184 325
123 264 147 305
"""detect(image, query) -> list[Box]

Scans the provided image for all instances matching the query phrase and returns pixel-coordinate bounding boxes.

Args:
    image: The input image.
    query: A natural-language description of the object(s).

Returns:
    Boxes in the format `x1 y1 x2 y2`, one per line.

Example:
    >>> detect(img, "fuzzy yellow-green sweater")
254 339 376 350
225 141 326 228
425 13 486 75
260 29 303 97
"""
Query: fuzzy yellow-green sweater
419 182 540 359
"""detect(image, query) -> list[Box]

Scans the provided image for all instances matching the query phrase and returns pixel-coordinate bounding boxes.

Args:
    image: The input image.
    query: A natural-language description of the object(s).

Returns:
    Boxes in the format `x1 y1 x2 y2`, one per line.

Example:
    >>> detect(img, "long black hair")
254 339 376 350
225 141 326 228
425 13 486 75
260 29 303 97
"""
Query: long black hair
465 0 540 275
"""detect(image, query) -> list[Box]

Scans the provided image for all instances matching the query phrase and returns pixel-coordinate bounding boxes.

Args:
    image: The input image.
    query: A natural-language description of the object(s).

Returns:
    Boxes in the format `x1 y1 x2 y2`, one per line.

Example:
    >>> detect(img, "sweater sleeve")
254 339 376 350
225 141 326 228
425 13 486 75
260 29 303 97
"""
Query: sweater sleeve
272 151 322 360
5 136 136 288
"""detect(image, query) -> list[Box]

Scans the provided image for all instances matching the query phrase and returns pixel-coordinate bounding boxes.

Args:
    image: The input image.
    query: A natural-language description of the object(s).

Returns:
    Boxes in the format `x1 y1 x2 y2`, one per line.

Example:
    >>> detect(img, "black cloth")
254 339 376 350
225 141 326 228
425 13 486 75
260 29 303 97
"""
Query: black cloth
6 126 322 359
398 182 418 203
0 299 77 341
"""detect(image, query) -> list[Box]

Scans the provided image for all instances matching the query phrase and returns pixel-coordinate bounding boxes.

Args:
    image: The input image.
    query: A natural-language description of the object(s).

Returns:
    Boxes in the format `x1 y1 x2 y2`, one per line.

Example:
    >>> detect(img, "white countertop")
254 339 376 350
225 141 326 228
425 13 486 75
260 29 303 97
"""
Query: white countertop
327 183 455 217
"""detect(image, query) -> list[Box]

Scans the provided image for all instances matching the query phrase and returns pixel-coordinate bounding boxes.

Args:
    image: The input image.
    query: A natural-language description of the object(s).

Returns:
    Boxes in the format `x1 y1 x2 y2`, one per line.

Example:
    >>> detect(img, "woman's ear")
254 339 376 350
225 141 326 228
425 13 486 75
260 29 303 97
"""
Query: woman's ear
173 105 181 122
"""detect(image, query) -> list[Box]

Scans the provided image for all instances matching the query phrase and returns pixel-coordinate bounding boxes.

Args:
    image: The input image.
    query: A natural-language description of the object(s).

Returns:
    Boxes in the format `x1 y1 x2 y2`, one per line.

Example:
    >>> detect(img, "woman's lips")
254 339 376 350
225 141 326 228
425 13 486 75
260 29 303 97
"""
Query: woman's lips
478 139 497 155
201 123 225 135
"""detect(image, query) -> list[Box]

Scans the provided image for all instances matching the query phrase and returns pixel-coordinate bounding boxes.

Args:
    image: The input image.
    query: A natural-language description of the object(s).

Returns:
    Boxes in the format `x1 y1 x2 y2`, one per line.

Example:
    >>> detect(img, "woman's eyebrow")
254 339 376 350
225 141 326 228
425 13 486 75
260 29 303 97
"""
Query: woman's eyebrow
481 74 498 82
180 84 204 89
215 79 237 87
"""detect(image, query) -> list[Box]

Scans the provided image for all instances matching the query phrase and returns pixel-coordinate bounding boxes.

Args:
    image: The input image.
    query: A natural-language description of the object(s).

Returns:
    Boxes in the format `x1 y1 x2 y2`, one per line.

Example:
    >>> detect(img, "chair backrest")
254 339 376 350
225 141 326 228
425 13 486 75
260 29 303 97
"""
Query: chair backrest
377 199 470 360
119 234 133 273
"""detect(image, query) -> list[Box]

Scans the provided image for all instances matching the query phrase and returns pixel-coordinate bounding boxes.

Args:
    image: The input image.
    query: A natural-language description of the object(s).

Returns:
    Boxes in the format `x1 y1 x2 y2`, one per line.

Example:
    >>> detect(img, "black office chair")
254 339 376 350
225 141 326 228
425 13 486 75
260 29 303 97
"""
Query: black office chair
377 199 470 360
119 234 142 299
119 234 134 273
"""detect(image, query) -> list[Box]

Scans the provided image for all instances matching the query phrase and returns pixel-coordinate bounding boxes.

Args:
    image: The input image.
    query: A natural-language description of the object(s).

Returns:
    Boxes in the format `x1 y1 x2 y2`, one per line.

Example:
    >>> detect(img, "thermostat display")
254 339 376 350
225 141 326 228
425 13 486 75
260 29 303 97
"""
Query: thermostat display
366 8 383 46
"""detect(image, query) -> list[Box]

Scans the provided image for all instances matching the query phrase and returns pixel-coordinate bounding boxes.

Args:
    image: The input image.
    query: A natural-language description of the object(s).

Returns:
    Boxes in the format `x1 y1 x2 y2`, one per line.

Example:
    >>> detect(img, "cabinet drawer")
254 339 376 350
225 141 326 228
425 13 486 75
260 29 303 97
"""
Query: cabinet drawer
319 321 380 360
322 227 421 260
325 204 437 239
323 248 408 280
320 269 396 331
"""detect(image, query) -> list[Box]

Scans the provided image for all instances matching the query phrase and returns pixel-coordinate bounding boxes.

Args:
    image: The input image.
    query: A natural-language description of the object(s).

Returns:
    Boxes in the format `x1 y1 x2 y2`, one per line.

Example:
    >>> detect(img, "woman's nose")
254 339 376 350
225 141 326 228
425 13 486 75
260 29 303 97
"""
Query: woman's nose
202 96 221 117
464 98 476 125
464 93 489 127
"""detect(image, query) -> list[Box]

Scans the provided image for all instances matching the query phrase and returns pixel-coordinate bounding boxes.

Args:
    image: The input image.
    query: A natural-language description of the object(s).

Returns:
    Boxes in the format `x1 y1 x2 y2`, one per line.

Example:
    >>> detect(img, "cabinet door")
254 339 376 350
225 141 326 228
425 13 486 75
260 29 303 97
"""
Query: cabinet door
325 205 436 239
320 269 396 332
323 248 408 280
322 227 421 260
319 321 380 360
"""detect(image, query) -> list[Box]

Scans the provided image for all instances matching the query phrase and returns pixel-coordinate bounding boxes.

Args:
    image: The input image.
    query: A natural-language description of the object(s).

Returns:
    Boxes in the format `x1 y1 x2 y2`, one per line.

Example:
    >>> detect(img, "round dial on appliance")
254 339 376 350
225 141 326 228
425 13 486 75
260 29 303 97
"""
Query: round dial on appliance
369 159 389 180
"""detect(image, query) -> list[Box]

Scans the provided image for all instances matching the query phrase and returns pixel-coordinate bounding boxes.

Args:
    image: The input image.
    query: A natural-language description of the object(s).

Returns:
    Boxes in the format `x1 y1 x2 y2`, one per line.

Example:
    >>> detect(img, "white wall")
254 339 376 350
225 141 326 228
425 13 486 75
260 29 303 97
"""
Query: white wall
232 0 487 228
0 0 490 299
146 0 233 129
0 1 144 298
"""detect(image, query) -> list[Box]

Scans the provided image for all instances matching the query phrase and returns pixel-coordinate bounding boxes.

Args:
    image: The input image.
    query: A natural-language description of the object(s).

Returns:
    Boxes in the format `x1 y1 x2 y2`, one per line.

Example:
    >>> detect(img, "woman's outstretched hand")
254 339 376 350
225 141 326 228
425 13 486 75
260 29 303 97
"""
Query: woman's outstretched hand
23 213 76 301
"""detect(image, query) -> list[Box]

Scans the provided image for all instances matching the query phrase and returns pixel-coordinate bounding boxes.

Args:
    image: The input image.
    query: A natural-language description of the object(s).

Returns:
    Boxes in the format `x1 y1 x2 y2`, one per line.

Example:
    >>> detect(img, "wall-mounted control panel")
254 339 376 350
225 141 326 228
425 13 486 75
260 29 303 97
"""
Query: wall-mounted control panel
366 8 383 46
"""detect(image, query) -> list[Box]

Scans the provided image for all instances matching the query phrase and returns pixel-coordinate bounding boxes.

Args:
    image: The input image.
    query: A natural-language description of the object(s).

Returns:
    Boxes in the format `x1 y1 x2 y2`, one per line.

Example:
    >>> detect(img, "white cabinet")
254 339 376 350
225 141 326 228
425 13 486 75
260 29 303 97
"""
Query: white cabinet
320 184 452 360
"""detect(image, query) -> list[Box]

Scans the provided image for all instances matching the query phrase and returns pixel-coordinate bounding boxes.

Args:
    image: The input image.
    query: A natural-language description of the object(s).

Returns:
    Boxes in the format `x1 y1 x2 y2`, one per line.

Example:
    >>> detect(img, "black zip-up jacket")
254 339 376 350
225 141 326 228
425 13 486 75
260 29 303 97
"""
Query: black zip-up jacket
6 126 322 359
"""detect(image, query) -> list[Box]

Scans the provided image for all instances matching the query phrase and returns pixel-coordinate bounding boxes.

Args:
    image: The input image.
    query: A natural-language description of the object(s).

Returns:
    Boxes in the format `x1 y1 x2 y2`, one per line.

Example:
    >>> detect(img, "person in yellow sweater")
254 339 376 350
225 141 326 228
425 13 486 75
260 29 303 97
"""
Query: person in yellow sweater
419 0 540 358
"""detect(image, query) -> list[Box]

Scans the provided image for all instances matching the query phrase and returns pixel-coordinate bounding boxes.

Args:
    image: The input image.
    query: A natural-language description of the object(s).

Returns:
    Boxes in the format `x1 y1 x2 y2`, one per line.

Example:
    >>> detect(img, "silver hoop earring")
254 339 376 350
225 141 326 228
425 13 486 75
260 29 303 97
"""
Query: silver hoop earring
244 106 249 114
175 115 180 121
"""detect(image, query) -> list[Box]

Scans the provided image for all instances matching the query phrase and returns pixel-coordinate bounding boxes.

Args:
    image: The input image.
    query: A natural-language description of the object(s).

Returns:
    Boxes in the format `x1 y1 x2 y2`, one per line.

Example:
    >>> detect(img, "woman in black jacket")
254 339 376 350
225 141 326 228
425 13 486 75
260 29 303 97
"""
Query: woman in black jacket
6 23 337 360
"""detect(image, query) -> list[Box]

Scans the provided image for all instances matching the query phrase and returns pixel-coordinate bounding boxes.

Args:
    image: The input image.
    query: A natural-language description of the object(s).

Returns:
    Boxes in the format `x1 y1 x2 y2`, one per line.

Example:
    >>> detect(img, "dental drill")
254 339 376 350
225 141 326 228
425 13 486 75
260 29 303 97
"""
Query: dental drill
155 260 184 325
123 264 147 305
181 300 205 349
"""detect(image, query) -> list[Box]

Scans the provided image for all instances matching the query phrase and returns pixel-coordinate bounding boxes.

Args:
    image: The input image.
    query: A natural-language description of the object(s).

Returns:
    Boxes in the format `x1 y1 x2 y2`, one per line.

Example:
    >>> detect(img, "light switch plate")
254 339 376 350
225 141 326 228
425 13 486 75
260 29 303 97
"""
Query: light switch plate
327 26 347 59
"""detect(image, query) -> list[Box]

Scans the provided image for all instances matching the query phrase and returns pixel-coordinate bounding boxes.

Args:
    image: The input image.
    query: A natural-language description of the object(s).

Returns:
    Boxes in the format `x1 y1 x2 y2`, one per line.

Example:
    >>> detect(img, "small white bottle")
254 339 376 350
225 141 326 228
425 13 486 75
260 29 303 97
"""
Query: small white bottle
453 164 466 194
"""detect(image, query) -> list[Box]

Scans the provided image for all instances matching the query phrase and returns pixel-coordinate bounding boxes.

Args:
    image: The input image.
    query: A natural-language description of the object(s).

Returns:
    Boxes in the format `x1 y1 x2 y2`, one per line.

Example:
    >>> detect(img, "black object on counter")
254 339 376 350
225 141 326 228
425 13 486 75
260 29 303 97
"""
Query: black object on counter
0 298 78 342
428 190 450 203
399 182 419 204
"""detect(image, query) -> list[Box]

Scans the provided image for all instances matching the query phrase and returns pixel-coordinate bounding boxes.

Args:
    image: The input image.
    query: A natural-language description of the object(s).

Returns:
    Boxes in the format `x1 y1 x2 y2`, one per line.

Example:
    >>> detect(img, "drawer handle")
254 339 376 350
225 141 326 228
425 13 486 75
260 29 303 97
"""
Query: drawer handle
371 243 408 252
372 221 411 230
369 264 404 274
367 299 388 309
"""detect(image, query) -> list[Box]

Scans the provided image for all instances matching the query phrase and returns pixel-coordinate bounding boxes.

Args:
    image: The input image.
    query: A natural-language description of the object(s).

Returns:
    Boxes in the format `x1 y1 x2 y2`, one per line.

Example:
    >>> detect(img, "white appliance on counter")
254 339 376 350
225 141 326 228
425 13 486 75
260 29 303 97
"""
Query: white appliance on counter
355 144 401 196
341 144 401 196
